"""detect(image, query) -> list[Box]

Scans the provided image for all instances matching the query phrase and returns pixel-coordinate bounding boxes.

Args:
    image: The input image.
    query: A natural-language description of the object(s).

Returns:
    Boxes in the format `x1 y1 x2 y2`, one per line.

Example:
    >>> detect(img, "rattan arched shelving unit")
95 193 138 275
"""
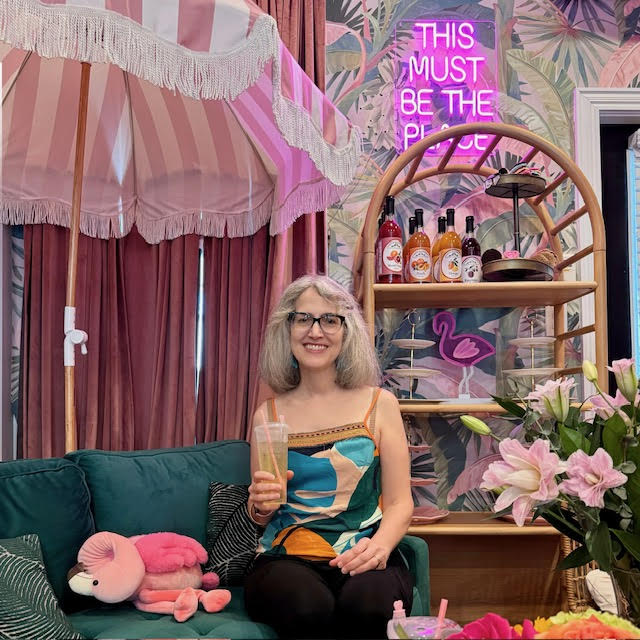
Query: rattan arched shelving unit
353 122 608 414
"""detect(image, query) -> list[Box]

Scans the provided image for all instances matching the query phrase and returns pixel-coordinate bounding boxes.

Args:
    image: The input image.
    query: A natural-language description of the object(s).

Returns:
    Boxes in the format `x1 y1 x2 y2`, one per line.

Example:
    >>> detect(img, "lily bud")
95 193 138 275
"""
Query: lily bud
608 359 638 404
582 360 599 384
461 415 492 436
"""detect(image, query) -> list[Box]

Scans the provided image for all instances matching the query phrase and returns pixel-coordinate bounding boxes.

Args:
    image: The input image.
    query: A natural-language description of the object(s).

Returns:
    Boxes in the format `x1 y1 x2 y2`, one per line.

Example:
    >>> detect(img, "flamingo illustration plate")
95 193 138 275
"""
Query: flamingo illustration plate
390 339 435 350
503 367 561 377
509 337 556 348
411 477 437 486
411 506 450 524
386 368 438 379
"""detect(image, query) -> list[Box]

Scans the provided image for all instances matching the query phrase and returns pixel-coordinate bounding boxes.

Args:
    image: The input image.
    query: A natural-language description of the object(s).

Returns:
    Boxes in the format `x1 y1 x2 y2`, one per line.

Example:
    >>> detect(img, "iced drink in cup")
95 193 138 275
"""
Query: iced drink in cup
254 422 288 508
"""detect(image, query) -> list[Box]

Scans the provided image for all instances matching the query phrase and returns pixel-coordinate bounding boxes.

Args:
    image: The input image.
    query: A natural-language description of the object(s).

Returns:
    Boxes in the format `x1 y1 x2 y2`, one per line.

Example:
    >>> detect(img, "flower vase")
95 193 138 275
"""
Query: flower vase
611 567 640 626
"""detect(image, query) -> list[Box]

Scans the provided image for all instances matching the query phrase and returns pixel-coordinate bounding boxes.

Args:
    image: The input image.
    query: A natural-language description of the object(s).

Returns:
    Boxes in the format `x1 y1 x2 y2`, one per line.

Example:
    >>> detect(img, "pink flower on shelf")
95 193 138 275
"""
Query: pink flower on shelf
481 439 565 526
591 390 628 421
559 449 627 508
447 613 536 639
608 358 638 404
525 377 574 423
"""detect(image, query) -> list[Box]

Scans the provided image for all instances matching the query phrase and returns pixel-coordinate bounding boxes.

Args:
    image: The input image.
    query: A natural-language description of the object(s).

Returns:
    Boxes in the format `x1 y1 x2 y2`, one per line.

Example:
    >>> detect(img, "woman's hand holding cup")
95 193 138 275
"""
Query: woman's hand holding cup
248 469 294 522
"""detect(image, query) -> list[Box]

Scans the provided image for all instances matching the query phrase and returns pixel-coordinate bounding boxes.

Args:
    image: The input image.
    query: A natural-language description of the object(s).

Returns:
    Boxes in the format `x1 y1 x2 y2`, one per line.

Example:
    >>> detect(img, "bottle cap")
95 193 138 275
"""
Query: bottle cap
385 195 395 215
465 215 474 233
437 216 446 233
414 208 424 228
446 208 455 225
408 216 416 235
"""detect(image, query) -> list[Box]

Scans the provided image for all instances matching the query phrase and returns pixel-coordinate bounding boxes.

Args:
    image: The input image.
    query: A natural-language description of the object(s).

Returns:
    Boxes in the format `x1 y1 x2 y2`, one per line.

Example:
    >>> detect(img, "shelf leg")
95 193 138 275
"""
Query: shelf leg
512 186 521 254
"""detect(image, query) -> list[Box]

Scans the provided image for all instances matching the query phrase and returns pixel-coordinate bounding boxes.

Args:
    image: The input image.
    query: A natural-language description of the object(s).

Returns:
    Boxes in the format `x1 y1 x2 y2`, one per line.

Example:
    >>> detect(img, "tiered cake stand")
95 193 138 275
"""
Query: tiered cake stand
483 172 554 282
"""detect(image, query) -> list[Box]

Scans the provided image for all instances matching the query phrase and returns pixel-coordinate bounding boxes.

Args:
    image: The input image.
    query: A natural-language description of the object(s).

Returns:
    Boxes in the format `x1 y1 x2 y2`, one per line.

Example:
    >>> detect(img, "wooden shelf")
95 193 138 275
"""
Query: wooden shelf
374 281 597 309
408 511 559 536
400 401 506 414
398 400 592 414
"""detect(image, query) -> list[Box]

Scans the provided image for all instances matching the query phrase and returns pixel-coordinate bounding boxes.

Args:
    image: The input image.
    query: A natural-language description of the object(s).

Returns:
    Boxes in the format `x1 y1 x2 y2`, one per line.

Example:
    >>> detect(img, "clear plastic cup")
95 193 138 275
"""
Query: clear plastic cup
254 422 288 508
387 616 462 639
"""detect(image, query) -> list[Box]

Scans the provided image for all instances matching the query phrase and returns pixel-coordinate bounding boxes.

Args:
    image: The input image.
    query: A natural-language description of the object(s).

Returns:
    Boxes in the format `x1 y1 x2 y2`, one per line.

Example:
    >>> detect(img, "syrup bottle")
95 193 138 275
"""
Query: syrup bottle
405 209 431 283
438 208 462 283
376 195 403 283
403 216 416 282
431 216 446 284
461 215 482 283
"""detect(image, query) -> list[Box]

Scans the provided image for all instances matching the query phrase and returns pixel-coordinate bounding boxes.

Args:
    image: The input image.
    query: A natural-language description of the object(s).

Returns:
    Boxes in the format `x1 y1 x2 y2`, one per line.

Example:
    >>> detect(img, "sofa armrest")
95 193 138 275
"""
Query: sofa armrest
398 534 430 616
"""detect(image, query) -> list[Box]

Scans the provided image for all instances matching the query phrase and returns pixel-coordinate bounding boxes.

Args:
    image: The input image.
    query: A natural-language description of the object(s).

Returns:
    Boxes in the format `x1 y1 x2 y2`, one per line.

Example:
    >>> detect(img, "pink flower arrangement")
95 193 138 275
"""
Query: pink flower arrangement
447 613 535 639
458 357 640 597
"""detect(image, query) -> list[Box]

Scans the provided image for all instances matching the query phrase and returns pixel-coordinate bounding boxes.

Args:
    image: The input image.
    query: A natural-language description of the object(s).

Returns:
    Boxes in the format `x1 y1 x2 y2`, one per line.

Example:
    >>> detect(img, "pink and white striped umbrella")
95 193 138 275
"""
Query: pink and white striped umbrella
0 0 361 241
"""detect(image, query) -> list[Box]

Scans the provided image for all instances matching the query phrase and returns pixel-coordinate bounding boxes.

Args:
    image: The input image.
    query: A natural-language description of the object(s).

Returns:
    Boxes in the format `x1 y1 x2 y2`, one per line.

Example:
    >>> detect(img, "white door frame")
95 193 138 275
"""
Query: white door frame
0 225 13 461
574 88 640 391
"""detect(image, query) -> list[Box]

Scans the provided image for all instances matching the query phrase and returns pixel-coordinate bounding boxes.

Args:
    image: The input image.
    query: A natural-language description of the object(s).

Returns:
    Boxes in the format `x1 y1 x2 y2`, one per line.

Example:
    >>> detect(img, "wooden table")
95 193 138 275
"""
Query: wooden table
408 512 567 624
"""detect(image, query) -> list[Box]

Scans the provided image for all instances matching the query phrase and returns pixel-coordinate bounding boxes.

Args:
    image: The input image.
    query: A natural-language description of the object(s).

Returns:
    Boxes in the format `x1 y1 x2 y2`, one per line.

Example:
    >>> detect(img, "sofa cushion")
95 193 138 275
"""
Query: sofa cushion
68 587 277 639
0 534 84 640
205 482 262 586
0 457 95 611
66 441 251 547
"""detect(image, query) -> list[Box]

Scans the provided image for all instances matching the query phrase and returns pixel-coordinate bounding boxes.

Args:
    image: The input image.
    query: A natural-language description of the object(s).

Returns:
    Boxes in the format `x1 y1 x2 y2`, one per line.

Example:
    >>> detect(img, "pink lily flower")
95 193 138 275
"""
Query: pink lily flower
525 377 574 423
608 358 638 404
591 390 628 420
559 449 627 508
481 438 565 526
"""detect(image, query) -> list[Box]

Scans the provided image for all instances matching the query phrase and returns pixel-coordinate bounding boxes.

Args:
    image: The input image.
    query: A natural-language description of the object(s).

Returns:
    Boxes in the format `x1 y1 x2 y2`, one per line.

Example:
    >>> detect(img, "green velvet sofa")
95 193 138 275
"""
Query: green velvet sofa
0 440 430 639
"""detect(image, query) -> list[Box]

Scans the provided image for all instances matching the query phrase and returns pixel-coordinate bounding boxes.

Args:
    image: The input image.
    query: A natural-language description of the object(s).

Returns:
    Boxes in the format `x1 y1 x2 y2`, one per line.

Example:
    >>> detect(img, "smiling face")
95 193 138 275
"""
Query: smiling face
290 287 345 373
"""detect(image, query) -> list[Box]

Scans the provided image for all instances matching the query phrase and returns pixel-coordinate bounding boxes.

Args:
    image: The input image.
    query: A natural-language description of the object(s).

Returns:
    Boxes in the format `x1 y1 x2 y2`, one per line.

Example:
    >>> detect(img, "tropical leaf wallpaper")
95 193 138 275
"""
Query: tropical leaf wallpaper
325 0 640 511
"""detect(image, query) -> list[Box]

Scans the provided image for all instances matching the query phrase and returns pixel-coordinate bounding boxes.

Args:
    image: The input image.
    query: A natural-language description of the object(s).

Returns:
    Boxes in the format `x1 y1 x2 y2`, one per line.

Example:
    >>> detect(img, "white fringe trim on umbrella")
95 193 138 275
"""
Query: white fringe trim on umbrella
1 200 136 239
269 180 344 236
0 0 278 101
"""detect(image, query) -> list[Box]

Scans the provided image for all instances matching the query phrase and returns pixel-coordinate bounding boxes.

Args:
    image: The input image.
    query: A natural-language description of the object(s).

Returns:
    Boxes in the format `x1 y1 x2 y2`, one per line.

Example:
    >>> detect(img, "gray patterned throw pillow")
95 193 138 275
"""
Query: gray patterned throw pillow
0 534 84 640
205 482 262 586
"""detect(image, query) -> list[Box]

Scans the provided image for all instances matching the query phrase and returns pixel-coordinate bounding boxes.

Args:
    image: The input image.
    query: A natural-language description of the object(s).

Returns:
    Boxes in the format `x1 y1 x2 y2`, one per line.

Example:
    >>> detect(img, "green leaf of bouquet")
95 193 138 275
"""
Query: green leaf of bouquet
611 529 640 564
557 543 593 570
586 521 612 571
559 424 590 455
565 406 582 430
589 423 603 455
603 414 627 466
624 446 640 528
491 395 525 418
541 508 584 543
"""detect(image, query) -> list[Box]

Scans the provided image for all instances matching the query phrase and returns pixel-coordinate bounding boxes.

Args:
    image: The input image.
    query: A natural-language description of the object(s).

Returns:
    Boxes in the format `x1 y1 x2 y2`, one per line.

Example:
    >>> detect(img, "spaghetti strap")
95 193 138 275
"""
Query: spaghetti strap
268 398 278 422
363 388 382 428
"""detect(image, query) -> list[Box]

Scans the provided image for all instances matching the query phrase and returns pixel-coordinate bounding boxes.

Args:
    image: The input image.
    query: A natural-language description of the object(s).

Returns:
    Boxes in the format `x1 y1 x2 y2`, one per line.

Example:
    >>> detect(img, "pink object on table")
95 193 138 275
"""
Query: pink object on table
503 250 520 259
411 506 450 524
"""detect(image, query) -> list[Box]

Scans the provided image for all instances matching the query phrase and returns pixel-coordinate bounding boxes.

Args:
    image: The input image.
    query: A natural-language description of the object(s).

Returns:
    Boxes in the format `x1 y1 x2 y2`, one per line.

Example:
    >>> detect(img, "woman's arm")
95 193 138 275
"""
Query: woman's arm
329 389 413 575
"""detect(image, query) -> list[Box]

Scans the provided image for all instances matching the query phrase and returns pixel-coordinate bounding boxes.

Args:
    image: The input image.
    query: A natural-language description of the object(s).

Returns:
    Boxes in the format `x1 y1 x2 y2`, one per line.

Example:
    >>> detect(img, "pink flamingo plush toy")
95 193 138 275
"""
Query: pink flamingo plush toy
68 531 231 622
433 311 495 399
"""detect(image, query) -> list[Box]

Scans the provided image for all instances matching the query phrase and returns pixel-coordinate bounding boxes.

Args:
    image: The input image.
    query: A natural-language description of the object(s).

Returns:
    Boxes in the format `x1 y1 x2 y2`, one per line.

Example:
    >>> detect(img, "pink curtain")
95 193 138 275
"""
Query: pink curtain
196 0 327 440
19 225 199 458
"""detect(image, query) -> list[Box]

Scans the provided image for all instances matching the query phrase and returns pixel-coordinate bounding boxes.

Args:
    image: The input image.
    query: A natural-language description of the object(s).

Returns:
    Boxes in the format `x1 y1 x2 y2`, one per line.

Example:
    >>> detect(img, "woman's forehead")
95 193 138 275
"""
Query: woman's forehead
294 287 338 311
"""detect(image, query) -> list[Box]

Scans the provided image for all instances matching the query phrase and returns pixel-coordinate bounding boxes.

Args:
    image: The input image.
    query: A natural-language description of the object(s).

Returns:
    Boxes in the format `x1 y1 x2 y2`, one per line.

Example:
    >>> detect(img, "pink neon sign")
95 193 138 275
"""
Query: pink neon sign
394 20 496 155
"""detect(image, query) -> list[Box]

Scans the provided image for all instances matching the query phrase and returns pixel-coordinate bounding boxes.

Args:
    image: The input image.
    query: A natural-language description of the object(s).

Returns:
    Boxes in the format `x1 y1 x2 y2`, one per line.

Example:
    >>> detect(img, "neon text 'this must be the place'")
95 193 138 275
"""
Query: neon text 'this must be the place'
395 20 496 154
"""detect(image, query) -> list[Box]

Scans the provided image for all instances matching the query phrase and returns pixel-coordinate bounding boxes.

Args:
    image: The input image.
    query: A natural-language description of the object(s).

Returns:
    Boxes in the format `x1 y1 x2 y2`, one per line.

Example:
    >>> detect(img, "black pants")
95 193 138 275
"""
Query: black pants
244 549 414 639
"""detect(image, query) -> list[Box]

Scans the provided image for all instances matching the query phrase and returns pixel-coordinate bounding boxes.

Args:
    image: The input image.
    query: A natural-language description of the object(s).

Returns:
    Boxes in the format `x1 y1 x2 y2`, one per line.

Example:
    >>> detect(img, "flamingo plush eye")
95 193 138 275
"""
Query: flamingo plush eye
92 580 99 586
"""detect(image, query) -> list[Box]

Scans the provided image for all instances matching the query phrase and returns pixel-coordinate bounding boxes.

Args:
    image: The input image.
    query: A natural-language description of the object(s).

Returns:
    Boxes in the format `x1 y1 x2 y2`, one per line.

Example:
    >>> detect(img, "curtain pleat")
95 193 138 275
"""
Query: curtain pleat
19 225 199 457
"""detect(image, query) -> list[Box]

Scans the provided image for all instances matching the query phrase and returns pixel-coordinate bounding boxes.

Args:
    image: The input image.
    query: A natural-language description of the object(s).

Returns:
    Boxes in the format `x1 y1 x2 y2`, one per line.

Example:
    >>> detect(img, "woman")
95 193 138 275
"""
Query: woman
245 275 413 639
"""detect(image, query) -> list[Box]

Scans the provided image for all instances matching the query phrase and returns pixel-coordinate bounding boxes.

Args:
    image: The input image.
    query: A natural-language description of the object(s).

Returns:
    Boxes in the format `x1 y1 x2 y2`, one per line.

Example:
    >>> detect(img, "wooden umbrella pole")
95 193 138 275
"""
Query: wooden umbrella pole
64 62 91 454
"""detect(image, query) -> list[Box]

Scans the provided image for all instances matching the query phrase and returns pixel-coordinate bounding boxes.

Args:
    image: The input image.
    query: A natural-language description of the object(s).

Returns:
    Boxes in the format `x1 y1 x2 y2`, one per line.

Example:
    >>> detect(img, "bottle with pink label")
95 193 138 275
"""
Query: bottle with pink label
438 208 462 283
376 195 403 283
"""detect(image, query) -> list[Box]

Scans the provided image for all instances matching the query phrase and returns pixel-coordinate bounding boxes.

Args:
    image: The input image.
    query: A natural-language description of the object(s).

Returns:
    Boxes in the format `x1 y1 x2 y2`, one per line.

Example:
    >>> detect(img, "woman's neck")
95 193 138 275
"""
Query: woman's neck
295 367 340 398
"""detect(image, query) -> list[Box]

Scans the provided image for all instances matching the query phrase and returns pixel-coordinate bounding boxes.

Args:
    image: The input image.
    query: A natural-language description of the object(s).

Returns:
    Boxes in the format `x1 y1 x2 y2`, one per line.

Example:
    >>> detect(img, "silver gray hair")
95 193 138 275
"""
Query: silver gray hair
259 275 381 393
